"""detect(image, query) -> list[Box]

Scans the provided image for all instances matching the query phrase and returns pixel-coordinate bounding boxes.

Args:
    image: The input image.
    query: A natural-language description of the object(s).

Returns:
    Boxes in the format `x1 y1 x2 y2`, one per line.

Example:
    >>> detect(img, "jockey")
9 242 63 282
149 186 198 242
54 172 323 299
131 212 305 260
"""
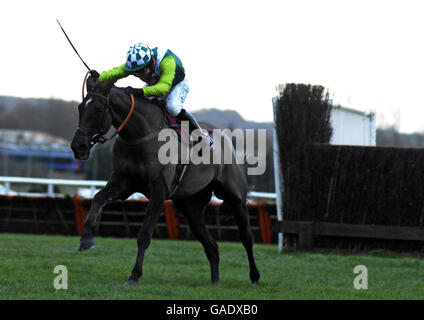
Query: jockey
94 43 211 142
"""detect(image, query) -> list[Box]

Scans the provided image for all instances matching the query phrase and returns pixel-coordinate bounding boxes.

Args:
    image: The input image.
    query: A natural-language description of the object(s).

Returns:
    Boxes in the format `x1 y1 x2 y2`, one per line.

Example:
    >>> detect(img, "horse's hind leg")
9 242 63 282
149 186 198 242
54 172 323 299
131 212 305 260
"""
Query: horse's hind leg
226 198 261 283
173 190 220 284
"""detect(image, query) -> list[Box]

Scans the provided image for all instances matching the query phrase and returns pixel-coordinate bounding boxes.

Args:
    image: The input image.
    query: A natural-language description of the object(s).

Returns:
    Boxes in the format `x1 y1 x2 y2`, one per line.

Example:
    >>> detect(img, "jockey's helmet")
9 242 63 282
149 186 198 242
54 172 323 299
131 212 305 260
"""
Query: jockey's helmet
124 43 153 72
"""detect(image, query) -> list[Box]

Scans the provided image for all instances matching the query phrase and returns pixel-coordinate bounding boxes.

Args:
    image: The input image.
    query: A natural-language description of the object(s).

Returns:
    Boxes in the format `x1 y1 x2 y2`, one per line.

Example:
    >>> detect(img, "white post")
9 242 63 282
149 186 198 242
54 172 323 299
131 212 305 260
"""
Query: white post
90 185 96 198
272 97 284 253
47 184 54 196
369 109 377 146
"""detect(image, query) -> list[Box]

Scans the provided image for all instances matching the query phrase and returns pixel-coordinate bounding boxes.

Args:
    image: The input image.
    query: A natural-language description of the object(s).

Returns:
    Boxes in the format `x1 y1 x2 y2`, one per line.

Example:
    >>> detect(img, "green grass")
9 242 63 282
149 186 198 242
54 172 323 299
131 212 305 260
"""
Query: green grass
0 233 423 299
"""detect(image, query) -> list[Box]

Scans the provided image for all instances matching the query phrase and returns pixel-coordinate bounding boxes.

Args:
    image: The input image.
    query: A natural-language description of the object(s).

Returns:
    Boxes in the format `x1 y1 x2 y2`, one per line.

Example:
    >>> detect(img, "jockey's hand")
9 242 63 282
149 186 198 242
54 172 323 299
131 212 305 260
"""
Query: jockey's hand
124 86 144 97
90 70 100 79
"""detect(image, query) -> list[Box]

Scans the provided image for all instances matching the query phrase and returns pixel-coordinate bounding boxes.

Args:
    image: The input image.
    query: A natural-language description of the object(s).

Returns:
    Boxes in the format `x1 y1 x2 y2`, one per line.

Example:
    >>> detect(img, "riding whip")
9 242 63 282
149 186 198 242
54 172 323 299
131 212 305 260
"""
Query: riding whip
56 19 91 71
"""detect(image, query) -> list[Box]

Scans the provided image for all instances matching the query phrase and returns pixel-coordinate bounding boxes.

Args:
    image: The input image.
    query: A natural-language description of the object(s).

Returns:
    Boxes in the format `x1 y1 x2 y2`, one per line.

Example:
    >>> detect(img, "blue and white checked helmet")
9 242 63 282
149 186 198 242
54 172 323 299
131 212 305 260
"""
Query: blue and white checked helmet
124 43 152 72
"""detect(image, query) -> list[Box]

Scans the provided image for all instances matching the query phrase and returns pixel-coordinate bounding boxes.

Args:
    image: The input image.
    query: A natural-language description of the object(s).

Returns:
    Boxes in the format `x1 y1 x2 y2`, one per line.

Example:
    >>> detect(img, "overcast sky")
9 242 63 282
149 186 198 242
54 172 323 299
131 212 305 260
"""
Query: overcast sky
1 0 423 133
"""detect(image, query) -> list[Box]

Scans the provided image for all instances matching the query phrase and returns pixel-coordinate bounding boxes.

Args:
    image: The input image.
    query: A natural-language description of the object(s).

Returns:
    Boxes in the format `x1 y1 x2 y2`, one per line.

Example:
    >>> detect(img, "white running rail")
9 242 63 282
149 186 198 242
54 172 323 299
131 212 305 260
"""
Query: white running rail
0 176 277 200
0 176 106 197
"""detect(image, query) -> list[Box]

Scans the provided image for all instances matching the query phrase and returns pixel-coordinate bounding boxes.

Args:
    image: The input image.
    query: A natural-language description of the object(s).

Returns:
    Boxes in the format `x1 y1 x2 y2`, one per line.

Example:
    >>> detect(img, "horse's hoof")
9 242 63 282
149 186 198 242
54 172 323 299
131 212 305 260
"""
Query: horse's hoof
79 238 95 251
250 271 260 284
125 279 139 286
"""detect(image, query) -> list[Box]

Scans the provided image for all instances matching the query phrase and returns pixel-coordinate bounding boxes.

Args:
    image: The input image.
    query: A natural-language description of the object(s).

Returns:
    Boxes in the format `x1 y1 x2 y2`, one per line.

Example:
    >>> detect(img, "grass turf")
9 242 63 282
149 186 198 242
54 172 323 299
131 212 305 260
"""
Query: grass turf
0 233 423 299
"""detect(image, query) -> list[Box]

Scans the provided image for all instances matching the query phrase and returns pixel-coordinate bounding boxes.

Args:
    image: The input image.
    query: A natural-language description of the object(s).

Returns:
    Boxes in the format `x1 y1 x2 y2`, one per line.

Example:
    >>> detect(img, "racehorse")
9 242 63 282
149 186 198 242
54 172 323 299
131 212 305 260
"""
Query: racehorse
70 76 260 285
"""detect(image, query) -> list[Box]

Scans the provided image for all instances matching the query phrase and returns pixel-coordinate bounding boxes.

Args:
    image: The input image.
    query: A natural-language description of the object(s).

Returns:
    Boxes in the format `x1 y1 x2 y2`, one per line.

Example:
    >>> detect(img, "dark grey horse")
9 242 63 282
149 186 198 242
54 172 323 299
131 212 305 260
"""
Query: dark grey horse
70 76 260 285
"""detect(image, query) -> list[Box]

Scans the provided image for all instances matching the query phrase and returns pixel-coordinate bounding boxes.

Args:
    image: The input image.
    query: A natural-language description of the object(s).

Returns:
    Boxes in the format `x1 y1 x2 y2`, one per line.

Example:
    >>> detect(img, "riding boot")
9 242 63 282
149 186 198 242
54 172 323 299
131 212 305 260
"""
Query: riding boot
176 109 214 145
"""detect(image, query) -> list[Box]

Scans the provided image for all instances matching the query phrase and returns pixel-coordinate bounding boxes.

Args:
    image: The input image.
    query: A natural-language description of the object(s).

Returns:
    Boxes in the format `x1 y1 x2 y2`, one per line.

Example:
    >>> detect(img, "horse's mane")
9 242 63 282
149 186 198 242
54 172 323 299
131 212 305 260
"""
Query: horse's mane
110 86 167 116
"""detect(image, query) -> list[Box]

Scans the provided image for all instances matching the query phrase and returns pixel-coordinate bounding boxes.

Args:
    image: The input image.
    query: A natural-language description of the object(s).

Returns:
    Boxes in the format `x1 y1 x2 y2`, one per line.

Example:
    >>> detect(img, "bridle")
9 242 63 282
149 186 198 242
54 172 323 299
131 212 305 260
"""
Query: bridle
77 92 113 146
79 70 135 147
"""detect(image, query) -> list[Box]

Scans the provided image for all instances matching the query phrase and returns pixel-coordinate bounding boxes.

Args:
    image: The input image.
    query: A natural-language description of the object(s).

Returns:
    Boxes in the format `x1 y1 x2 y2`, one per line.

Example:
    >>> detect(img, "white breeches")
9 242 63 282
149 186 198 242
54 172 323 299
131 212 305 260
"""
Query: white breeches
156 79 189 116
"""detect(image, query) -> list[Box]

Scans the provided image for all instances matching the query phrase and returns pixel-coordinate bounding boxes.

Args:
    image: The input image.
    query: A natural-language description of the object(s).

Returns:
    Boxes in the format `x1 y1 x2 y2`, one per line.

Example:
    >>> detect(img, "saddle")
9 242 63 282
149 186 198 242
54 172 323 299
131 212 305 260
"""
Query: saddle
165 112 187 141
153 99 212 143
152 99 213 197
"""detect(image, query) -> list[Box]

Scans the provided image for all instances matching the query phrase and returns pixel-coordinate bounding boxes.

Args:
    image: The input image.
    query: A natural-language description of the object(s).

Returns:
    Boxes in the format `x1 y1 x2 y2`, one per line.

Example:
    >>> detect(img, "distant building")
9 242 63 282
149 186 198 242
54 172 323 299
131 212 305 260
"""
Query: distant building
330 106 376 146
0 129 82 177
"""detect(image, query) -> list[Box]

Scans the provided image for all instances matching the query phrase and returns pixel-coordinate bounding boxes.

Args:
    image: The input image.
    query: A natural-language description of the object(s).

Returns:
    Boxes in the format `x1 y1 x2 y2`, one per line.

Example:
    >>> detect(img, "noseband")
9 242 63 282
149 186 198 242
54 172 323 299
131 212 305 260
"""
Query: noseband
84 92 113 146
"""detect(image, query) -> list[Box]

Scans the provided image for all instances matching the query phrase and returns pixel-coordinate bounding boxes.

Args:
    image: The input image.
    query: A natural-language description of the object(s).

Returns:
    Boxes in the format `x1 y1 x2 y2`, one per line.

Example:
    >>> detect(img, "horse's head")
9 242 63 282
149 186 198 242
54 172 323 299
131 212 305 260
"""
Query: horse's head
71 77 116 160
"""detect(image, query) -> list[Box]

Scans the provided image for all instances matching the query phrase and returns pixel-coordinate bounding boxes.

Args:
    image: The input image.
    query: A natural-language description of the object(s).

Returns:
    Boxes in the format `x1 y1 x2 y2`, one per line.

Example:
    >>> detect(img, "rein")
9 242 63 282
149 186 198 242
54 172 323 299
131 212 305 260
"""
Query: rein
81 71 135 145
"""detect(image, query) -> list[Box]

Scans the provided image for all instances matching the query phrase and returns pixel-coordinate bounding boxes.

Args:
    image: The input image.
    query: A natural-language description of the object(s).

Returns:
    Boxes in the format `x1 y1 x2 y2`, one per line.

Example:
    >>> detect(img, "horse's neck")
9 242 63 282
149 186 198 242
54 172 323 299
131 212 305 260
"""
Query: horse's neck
109 88 164 141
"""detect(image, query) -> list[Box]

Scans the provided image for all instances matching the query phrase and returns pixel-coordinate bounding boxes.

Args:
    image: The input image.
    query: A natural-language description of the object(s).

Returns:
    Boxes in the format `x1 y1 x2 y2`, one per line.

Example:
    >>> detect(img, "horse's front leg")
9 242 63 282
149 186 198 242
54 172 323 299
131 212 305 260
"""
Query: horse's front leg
126 180 166 286
79 176 132 251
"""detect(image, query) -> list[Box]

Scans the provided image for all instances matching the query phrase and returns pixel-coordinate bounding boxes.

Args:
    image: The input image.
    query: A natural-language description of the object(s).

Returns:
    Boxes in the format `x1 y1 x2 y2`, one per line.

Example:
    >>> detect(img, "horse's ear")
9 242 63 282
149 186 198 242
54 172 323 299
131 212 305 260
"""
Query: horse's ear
86 76 97 92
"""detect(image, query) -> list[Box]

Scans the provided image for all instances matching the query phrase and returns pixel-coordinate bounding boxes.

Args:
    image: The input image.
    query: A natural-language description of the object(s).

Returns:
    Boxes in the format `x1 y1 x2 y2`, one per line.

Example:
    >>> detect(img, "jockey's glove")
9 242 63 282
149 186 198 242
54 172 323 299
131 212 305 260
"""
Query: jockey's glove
90 70 100 79
125 87 144 97
124 86 144 97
